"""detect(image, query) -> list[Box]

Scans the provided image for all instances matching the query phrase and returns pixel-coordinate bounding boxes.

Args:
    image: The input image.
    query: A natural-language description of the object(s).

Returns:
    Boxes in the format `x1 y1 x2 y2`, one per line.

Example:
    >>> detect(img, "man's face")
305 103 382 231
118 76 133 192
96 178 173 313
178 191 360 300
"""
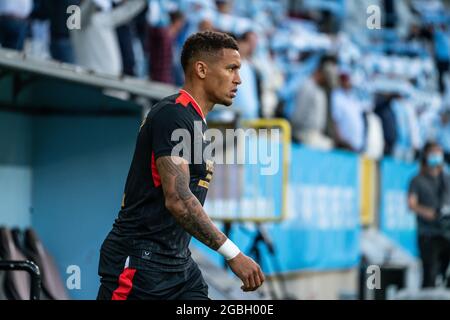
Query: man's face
204 48 241 106
199 19 213 31
321 61 338 89
340 74 351 90
247 32 258 57
426 146 444 170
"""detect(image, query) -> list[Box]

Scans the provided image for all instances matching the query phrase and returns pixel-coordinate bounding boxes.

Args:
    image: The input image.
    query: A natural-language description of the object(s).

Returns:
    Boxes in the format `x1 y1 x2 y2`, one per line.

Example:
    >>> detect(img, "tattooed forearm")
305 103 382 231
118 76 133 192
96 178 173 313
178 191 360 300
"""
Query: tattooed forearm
176 197 226 249
156 156 226 250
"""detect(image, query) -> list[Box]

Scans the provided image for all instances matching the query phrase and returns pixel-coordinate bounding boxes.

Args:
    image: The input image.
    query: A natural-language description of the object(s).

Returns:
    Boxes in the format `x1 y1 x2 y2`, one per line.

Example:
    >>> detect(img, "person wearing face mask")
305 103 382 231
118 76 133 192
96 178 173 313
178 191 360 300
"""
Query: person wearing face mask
408 141 450 288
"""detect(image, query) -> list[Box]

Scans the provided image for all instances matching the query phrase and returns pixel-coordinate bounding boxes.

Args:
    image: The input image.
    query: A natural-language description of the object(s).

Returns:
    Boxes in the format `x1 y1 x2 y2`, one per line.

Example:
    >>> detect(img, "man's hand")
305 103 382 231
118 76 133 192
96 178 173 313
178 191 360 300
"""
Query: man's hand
422 209 437 221
227 253 265 292
157 156 264 291
408 193 437 221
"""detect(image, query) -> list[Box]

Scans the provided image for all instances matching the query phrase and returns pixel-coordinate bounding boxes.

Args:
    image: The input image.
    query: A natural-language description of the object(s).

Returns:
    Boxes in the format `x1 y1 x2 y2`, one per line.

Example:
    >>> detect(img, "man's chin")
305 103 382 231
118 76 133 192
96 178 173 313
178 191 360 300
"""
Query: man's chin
220 98 233 106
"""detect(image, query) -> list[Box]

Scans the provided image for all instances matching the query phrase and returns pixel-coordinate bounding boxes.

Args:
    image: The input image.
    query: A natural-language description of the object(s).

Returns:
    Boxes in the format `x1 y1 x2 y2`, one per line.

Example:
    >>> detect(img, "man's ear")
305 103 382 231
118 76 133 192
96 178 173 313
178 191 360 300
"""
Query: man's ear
194 61 208 79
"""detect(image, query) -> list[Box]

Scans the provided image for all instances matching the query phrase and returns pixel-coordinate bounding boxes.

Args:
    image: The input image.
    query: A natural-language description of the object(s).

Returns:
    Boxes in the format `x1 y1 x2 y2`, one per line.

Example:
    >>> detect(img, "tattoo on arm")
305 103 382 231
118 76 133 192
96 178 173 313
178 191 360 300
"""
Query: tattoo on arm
156 156 226 250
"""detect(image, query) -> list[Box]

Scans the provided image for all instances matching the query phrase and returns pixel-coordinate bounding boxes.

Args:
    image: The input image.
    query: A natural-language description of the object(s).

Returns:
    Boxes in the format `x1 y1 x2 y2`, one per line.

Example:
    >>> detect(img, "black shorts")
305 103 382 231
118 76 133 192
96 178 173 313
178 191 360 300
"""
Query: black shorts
97 255 209 300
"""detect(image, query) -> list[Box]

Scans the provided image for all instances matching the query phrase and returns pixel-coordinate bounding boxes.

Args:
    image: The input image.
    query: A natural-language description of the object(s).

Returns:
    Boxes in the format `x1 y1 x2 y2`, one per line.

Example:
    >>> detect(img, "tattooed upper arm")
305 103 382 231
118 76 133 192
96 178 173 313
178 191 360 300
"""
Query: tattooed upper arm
156 156 193 204
155 155 226 250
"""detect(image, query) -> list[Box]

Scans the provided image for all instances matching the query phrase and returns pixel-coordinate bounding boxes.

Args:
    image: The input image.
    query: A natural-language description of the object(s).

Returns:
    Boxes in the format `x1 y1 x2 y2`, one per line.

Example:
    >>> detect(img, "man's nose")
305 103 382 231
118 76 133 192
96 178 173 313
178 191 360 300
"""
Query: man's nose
234 71 242 85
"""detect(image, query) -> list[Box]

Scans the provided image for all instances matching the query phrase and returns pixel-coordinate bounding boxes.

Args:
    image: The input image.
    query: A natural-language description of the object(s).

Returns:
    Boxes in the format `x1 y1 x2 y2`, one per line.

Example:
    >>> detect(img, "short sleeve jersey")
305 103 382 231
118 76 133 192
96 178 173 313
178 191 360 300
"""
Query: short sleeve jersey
109 89 214 270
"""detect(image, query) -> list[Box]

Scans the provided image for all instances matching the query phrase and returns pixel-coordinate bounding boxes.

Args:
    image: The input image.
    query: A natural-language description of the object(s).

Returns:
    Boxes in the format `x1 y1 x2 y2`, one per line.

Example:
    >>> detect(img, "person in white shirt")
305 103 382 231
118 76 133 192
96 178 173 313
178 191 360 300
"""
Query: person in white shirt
231 31 261 120
290 56 337 150
0 0 33 50
70 0 146 76
331 73 365 152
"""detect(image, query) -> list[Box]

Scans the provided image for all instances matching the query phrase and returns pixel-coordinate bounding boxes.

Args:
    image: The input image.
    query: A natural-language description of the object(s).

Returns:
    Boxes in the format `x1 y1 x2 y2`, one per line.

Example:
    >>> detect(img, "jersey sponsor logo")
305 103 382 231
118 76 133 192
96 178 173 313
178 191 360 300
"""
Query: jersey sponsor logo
198 180 209 189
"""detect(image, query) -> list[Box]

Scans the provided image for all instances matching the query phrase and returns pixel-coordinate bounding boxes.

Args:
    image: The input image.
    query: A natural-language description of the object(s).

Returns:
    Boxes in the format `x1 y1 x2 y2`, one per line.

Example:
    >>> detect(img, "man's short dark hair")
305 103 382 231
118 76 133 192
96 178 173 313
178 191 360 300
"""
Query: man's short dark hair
238 30 256 42
169 10 184 24
318 54 337 71
180 31 239 72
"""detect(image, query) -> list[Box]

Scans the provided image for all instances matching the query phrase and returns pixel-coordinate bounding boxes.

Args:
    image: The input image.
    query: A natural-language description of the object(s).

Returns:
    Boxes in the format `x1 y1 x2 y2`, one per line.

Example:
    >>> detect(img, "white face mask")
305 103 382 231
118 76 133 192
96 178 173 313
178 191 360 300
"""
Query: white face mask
427 152 444 167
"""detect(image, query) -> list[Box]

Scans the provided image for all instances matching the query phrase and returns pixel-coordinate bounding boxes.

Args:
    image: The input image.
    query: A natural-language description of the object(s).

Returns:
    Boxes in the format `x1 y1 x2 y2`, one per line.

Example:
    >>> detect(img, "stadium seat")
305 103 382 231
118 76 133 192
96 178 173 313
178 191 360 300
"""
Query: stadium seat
0 227 31 300
23 229 69 300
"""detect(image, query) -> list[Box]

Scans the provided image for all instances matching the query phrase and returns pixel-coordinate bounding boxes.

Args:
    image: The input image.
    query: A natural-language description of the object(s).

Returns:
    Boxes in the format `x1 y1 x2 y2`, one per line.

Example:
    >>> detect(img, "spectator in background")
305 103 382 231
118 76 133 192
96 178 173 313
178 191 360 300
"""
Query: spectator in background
147 10 185 84
408 141 450 288
433 24 450 94
318 9 340 35
216 0 232 14
374 93 398 156
258 48 284 118
116 20 136 76
32 0 79 64
290 56 337 150
391 95 422 162
0 0 33 50
433 109 450 164
134 2 147 51
363 109 385 160
70 0 146 76
114 0 143 76
132 3 149 78
231 31 262 120
407 24 431 44
198 18 214 32
383 0 397 29
331 73 365 152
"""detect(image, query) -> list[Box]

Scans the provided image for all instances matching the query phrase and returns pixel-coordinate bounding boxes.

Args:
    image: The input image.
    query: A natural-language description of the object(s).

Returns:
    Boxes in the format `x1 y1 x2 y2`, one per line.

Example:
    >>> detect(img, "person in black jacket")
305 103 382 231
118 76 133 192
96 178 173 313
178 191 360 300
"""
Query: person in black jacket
374 93 398 156
32 0 80 63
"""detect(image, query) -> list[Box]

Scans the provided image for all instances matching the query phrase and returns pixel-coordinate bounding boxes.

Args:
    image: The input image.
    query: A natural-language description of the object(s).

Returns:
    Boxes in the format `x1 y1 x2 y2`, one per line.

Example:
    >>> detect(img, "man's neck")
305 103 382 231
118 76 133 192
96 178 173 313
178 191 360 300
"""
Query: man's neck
425 167 441 177
182 83 214 117
313 73 324 88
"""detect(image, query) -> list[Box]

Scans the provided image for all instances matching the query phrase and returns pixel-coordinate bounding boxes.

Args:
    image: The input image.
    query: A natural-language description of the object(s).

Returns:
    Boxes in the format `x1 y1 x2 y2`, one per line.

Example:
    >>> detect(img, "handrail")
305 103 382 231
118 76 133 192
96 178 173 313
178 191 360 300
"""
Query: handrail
0 260 41 300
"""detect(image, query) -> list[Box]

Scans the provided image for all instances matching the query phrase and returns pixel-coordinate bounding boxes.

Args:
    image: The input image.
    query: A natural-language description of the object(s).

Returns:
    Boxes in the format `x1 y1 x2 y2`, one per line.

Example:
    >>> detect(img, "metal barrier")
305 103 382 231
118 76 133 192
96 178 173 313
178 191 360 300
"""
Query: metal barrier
0 260 41 300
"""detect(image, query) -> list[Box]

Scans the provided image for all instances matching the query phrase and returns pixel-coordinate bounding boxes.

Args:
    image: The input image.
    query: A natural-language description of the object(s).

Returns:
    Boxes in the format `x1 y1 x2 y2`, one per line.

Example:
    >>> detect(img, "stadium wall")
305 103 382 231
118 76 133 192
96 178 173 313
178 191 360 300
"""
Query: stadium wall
30 114 141 299
0 111 32 229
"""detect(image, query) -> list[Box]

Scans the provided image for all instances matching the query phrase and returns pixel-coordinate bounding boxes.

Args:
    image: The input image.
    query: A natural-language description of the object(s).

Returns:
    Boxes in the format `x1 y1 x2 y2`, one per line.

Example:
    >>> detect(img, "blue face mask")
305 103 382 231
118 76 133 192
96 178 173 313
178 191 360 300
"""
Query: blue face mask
427 153 444 167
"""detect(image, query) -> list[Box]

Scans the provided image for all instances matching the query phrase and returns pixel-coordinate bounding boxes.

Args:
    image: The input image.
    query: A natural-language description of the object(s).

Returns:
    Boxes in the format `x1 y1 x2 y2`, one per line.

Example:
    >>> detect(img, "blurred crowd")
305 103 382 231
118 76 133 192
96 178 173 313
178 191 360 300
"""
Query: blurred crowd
1 0 450 164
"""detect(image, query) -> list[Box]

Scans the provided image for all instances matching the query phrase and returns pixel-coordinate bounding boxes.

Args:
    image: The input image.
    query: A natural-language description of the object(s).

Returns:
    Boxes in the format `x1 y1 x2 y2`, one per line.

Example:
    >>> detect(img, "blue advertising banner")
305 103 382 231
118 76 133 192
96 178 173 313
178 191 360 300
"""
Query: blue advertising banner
194 145 361 273
379 158 419 257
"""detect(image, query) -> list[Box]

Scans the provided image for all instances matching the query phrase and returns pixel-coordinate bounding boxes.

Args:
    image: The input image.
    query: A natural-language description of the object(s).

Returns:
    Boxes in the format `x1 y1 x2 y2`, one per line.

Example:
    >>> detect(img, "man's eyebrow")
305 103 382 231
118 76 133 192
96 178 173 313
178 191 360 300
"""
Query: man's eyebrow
226 63 241 69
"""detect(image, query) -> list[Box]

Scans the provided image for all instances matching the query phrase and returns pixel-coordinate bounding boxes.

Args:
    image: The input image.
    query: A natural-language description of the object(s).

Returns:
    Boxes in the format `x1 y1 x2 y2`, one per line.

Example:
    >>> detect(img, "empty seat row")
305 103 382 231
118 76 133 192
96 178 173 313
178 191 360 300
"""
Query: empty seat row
0 227 69 300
